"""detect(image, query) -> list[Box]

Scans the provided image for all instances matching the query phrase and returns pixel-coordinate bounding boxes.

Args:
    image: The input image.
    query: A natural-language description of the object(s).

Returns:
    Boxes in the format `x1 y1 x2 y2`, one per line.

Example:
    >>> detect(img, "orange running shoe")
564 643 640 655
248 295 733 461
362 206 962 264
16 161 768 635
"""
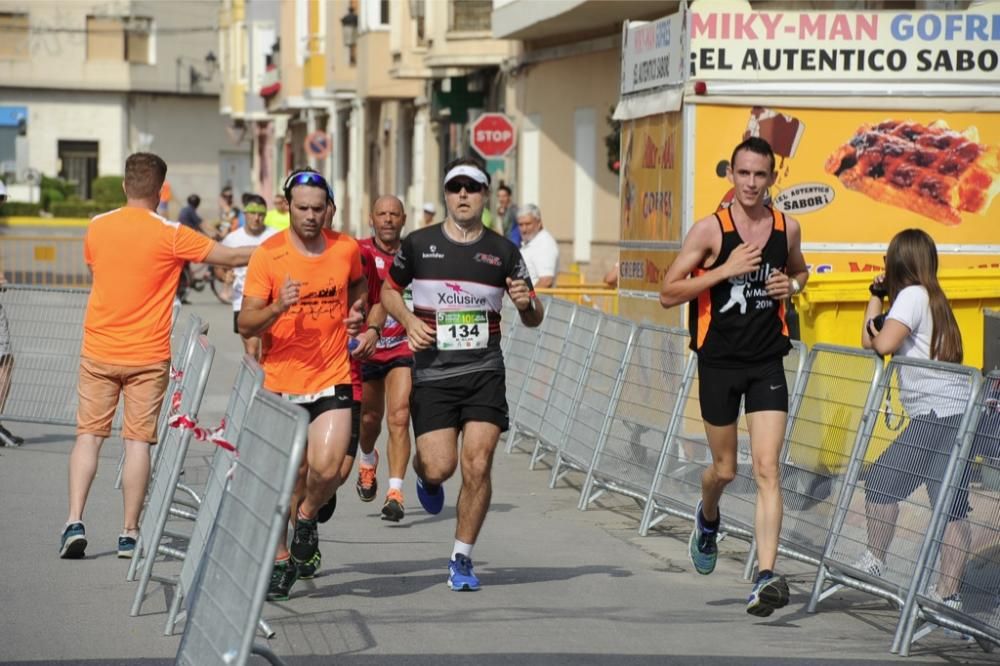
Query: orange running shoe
356 449 379 502
381 487 405 522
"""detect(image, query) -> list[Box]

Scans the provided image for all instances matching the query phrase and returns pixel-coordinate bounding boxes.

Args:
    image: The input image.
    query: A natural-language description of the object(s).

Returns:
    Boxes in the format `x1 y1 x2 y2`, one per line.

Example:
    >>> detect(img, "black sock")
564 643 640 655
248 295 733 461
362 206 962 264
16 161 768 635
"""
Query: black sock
699 509 720 531
757 569 773 582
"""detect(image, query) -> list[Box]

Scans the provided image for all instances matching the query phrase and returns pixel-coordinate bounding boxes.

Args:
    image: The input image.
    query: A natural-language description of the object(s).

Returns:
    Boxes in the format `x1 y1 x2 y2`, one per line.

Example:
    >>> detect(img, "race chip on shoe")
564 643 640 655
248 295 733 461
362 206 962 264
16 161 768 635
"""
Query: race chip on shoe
436 310 489 351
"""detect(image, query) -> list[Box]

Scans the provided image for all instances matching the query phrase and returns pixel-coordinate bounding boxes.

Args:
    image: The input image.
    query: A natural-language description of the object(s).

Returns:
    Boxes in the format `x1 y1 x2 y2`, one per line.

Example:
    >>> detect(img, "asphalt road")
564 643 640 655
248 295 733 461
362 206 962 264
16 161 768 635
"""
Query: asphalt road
0 288 991 665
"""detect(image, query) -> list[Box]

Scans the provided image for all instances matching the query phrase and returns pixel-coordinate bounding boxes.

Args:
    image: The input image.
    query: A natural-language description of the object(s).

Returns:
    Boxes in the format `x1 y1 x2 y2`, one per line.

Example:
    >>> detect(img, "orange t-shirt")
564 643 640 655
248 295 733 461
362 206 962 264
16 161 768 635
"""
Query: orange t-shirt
83 207 215 365
243 229 363 395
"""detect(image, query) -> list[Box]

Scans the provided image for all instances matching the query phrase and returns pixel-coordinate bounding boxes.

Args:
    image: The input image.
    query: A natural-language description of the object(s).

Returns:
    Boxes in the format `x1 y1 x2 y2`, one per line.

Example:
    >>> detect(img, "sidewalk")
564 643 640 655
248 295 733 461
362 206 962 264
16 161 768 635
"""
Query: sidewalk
0 292 989 665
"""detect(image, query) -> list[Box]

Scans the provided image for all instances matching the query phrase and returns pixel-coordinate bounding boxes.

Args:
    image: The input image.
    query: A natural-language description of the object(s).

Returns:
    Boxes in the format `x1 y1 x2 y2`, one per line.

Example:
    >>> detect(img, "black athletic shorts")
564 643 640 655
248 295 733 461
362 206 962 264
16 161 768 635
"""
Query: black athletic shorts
297 386 358 457
697 358 788 427
361 356 414 383
410 370 509 438
864 411 970 521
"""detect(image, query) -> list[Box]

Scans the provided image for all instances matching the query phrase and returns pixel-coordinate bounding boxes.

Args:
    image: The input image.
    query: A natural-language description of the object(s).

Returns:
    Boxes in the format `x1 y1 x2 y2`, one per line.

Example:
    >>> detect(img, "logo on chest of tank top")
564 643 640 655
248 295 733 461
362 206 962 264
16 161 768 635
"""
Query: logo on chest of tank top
719 262 775 316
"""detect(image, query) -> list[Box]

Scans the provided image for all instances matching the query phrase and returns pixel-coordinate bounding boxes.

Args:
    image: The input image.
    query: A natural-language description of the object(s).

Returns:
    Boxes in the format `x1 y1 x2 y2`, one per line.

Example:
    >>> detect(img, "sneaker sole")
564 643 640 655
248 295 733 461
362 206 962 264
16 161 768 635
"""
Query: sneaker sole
747 579 790 617
381 503 404 522
447 580 481 591
688 525 716 575
117 549 134 559
356 485 377 503
60 535 87 559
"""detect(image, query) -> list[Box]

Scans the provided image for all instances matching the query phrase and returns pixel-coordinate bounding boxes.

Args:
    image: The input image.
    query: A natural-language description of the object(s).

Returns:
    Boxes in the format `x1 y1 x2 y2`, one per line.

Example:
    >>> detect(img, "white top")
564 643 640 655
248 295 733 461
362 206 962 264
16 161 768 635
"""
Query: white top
520 228 559 285
887 285 968 417
222 226 277 310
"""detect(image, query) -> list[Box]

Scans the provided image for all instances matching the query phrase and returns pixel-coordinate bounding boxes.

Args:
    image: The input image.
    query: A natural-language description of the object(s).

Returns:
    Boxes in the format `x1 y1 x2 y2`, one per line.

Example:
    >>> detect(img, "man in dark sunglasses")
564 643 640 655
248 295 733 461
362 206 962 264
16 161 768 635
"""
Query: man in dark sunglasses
239 167 367 601
380 157 545 592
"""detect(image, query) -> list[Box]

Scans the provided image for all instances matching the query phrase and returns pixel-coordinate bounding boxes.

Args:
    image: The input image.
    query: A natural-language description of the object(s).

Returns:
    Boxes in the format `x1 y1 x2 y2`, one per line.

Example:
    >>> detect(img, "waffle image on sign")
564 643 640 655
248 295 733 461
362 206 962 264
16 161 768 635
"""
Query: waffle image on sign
825 119 1000 226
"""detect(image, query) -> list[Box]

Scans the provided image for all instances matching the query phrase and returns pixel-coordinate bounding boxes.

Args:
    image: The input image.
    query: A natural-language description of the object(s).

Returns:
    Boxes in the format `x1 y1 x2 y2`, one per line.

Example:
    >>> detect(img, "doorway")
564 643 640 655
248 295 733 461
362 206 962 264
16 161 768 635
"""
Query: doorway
58 140 98 199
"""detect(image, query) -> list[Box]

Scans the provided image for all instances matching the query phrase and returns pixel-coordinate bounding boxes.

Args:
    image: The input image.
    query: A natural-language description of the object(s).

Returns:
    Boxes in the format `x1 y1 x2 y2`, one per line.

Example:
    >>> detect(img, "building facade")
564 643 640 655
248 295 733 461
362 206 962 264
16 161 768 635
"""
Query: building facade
0 0 247 219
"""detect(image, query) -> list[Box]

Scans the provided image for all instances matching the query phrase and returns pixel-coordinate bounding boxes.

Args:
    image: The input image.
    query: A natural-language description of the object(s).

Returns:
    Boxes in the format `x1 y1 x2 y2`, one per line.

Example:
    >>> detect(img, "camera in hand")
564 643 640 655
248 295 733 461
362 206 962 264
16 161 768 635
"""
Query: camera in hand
871 314 886 331
869 281 888 298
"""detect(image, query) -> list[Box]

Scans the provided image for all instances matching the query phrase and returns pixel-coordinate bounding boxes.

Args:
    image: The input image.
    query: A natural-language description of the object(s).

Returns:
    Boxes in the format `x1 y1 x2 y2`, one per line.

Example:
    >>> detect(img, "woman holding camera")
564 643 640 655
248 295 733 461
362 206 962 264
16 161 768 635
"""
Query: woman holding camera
858 228 970 612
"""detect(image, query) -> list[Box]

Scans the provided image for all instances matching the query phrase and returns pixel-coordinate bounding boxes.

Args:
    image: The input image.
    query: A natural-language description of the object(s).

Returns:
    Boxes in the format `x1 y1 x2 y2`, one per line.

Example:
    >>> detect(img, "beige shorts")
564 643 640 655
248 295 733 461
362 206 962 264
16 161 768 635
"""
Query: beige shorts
76 357 170 443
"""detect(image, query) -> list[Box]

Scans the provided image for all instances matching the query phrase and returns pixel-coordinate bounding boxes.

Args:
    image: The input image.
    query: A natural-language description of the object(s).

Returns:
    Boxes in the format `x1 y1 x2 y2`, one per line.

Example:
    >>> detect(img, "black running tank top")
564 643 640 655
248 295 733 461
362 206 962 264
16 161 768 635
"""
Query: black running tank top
688 206 791 366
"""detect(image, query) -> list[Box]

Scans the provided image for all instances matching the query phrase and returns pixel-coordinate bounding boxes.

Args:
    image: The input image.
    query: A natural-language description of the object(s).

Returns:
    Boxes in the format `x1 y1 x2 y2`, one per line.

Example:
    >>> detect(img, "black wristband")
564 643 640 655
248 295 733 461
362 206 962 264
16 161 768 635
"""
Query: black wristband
367 324 382 339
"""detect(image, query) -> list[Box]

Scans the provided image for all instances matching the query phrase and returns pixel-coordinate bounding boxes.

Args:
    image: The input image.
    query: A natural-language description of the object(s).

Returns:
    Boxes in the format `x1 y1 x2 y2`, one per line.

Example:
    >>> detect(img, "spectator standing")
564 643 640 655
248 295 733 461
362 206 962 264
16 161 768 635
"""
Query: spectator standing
178 195 214 237
517 204 559 288
858 228 970 612
497 184 520 246
60 153 255 560
420 203 436 228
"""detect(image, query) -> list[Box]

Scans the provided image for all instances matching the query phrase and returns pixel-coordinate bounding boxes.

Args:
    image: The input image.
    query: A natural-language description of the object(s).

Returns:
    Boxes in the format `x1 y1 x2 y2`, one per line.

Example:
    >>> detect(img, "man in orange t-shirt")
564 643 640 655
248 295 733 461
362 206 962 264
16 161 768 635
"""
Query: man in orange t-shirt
239 168 366 601
60 153 255 561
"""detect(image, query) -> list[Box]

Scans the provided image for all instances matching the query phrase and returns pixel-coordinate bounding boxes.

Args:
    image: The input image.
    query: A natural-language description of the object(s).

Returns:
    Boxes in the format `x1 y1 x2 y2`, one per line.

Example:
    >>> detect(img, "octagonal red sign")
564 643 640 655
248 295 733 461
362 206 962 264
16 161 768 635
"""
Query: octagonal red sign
470 113 516 159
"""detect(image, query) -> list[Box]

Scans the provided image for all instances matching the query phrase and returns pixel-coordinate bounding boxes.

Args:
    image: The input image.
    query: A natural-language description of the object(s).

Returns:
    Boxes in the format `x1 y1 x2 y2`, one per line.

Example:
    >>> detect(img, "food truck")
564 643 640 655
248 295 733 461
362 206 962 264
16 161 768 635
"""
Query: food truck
614 2 1000 367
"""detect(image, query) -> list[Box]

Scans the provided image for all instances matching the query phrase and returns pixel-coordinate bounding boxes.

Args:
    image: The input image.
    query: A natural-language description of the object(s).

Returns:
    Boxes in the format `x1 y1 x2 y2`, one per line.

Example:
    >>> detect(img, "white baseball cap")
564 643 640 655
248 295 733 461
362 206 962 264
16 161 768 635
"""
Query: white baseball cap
422 202 436 214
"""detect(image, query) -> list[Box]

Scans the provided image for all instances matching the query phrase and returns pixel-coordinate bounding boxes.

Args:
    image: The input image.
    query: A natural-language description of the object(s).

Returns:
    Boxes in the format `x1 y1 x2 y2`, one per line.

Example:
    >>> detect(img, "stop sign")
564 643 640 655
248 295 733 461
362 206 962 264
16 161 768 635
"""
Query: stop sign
470 113 516 159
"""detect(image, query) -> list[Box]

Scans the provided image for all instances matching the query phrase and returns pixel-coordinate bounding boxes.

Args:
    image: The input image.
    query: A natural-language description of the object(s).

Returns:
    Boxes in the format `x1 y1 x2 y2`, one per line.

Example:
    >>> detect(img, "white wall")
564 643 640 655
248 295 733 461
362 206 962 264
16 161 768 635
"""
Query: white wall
0 89 127 178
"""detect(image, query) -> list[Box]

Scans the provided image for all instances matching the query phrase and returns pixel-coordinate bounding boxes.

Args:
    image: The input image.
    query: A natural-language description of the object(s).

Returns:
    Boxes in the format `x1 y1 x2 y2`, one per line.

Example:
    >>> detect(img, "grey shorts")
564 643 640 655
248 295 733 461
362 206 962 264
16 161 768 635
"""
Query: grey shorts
0 305 10 358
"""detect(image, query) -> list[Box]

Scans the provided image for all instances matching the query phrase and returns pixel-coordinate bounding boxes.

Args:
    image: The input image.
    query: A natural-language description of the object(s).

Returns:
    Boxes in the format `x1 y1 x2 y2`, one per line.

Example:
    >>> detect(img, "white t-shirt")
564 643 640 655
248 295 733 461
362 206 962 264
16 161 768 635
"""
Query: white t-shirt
222 226 277 310
887 285 968 417
520 228 559 285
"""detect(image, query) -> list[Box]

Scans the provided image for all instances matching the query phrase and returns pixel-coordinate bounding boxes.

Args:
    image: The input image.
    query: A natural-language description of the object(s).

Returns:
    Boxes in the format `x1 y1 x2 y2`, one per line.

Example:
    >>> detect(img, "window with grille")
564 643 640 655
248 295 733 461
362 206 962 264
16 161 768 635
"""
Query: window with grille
450 0 491 32
125 17 153 64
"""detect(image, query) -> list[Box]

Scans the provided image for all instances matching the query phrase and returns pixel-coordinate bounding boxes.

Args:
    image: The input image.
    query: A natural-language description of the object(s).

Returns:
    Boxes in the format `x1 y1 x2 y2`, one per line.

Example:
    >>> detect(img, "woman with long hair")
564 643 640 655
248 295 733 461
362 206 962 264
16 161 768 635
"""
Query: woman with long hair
857 228 970 613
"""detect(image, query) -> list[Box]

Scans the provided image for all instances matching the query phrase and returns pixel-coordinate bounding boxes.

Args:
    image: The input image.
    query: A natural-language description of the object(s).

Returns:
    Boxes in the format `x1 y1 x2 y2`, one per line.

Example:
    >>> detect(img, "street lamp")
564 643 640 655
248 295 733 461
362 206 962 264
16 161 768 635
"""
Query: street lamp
341 6 358 65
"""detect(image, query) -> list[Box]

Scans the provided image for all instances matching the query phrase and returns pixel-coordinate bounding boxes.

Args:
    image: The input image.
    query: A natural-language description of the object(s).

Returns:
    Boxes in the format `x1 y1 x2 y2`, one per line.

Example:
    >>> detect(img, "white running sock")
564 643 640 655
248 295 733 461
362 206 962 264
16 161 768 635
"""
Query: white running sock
389 477 403 491
359 450 377 466
452 540 473 560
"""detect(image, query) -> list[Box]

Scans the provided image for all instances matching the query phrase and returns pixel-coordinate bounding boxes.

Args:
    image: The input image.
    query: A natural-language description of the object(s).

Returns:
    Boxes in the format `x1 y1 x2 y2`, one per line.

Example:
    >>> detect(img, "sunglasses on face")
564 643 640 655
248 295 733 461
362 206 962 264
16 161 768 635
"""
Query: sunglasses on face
444 179 484 194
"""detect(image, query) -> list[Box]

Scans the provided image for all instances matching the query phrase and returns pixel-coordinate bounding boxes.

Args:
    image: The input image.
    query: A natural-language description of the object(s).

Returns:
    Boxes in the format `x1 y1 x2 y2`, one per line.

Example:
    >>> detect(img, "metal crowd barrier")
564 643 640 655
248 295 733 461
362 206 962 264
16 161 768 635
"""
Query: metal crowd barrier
549 315 635 489
175 389 308 666
501 298 546 433
529 305 602 471
128 334 214 605
165 355 265 636
896 371 1000 655
579 325 691 513
808 357 981 624
0 285 91 426
1 234 90 288
505 299 575 455
114 312 206 489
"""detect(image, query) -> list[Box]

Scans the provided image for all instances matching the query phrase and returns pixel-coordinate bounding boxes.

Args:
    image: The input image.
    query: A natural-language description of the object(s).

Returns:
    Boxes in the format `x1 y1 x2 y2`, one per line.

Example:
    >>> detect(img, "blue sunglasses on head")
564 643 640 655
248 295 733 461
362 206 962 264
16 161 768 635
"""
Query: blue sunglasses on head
283 170 335 203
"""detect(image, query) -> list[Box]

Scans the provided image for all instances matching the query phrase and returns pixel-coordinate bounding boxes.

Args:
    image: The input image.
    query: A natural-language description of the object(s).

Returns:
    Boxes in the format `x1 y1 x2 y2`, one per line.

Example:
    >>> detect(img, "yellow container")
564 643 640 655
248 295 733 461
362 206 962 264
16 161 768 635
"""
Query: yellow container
793 269 1000 371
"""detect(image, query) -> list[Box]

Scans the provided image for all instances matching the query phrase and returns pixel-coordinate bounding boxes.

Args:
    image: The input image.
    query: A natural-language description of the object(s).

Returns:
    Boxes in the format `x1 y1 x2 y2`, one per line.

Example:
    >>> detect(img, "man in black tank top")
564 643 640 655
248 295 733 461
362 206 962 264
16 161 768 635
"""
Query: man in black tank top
381 157 544 592
660 137 809 617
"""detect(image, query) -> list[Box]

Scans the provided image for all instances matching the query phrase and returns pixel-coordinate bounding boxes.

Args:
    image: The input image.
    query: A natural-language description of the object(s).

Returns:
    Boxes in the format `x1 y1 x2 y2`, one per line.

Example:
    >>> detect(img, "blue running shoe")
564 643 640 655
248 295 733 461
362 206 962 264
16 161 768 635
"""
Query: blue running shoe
117 534 137 559
416 477 444 515
747 571 790 617
688 500 718 575
448 554 481 591
59 522 87 559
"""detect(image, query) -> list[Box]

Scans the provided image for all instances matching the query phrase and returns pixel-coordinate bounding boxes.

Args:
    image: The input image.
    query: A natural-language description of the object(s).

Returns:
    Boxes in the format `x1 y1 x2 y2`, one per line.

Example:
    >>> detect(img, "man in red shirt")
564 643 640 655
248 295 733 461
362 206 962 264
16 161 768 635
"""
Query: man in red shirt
351 195 413 522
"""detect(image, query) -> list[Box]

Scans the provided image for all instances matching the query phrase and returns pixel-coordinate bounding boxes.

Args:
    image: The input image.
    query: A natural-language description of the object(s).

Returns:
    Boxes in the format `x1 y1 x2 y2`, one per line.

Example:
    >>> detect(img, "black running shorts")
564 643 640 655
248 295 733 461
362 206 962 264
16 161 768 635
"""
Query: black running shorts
410 371 509 438
361 356 414 383
299 384 354 423
697 358 788 427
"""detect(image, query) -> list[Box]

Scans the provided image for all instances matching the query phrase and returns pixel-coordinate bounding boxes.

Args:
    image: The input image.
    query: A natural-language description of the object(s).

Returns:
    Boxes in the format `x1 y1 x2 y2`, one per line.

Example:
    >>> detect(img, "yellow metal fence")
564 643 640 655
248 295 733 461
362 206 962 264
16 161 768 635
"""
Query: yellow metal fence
0 235 90 288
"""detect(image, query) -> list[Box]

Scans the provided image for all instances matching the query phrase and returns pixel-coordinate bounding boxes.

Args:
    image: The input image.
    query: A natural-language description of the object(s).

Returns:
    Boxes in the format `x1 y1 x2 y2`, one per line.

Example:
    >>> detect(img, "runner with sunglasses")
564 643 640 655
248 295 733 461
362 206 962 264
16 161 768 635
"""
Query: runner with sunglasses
239 168 367 601
380 157 544 591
